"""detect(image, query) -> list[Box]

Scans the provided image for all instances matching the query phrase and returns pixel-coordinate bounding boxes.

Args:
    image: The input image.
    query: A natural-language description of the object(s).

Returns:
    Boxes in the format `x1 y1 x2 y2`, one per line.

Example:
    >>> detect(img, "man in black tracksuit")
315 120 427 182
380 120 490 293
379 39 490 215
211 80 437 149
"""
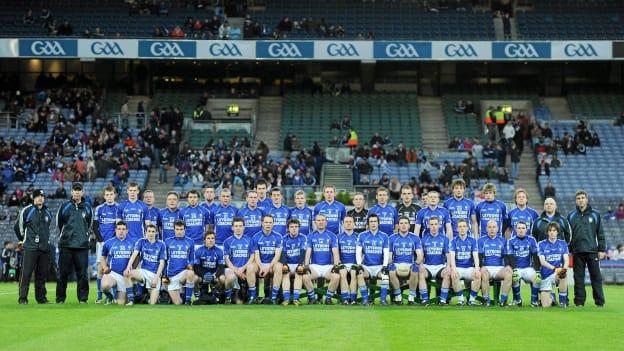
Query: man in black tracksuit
14 189 53 304
56 182 93 304
567 191 605 307
531 197 571 243
346 192 368 234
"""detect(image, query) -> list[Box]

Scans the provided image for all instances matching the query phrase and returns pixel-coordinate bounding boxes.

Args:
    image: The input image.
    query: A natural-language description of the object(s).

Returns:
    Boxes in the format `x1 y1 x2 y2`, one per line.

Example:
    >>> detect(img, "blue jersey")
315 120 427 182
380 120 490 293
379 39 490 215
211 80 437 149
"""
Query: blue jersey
194 246 224 274
306 230 338 265
146 206 160 225
313 200 346 235
449 236 478 268
478 235 508 267
367 204 399 237
158 208 180 241
213 204 238 245
443 197 476 237
252 231 283 264
415 206 452 237
289 206 313 236
200 201 218 217
164 236 195 277
257 197 273 213
268 204 290 236
507 235 538 269
282 234 307 265
421 234 449 266
95 203 118 242
475 200 507 237
506 207 539 237
337 232 359 264
117 200 149 243
178 205 210 245
389 233 422 264
538 239 569 278
102 237 134 274
237 205 264 238
133 238 166 273
223 235 253 268
357 231 389 266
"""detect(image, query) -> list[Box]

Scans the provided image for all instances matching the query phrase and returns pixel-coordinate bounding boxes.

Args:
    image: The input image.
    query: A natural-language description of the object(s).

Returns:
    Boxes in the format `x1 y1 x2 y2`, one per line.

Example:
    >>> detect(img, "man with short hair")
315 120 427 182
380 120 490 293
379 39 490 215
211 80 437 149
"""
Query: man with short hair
178 189 211 247
418 217 451 305
337 215 359 304
538 222 570 308
255 179 273 213
163 220 197 305
201 185 218 215
193 232 225 303
478 220 513 307
126 224 166 305
347 192 368 234
267 187 289 236
388 216 423 305
212 189 238 249
289 190 313 236
252 215 283 304
313 185 346 235
448 219 481 306
305 214 341 304
532 197 571 243
224 217 256 304
158 191 180 241
443 179 478 238
475 183 507 238
505 189 539 239
143 190 160 224
414 191 453 240
367 187 399 236
507 221 541 307
281 219 310 306
93 186 118 303
101 221 135 305
116 182 150 243
237 190 264 238
396 185 421 233
357 214 391 305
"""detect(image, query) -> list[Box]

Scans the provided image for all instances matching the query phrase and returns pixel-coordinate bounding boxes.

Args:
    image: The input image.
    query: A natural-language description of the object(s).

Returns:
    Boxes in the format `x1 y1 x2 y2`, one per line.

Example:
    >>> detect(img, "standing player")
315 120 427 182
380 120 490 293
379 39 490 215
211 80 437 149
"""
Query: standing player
212 189 238 249
478 220 513 307
178 190 211 247
507 221 541 307
255 179 273 213
505 189 539 239
125 224 166 305
305 214 341 304
356 214 390 305
538 222 570 308
93 186 119 303
201 185 219 215
313 185 346 235
252 215 283 304
475 183 507 238
143 190 160 225
163 220 197 305
414 191 453 240
281 219 310 306
443 179 478 238
532 197 571 243
388 217 423 305
267 187 289 236
448 219 481 306
100 221 135 305
223 217 257 304
237 190 264 238
116 182 150 243
337 215 359 304
289 190 313 236
347 192 368 234
367 187 399 236
158 191 181 241
193 232 225 301
418 217 451 305
396 185 421 233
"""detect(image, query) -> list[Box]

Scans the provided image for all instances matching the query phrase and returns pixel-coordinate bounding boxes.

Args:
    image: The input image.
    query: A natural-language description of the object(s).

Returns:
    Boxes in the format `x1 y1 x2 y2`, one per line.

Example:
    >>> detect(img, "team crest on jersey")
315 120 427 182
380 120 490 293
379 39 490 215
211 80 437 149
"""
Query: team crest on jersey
588 218 593 223
82 212 86 218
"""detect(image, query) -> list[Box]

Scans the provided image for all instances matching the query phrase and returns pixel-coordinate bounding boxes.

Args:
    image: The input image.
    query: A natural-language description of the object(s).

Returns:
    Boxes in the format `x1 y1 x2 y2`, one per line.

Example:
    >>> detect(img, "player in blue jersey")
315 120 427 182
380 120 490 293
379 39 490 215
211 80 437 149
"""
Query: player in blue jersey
280 219 311 306
116 182 150 243
337 215 359 304
237 190 264 238
478 220 513 307
388 217 423 305
475 183 507 238
289 190 313 236
255 179 273 213
507 221 541 307
93 185 119 303
505 189 539 239
347 192 369 234
537 222 570 308
125 224 166 305
224 217 257 304
179 189 211 247
193 232 225 303
355 214 390 305
142 190 160 224
418 217 451 305
252 215 284 304
100 221 135 305
158 191 180 241
305 214 341 304
367 187 399 236
414 191 453 240
212 189 238 248
313 185 346 235
448 219 481 306
163 220 198 305
443 179 478 238
267 187 290 236
201 185 219 215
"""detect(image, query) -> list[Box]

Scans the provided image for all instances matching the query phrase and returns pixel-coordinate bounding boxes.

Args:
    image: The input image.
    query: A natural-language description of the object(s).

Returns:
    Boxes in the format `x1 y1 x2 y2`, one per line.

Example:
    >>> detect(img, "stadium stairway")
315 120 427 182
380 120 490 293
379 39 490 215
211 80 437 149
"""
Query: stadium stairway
146 171 170 208
418 97 449 152
321 163 353 192
127 95 152 115
543 97 574 120
514 147 543 205
255 97 283 151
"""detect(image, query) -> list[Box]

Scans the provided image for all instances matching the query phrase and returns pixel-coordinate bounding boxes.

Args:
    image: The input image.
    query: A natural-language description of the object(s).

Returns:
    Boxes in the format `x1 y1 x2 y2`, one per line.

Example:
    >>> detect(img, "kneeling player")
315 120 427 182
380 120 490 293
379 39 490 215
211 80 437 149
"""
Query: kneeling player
126 224 166 305
194 232 226 303
356 214 390 305
164 220 198 305
448 219 480 306
252 215 284 304
507 221 541 307
388 216 423 305
538 222 570 308
338 215 359 304
224 217 257 304
418 217 451 305
478 220 513 307
100 221 135 305
305 214 341 304
281 219 311 306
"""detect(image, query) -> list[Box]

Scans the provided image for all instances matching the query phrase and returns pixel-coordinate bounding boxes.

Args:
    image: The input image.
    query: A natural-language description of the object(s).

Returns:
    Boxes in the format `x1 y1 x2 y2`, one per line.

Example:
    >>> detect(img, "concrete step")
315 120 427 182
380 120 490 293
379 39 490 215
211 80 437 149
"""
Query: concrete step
322 163 353 191
418 97 448 151
145 169 173 207
255 97 283 151
514 147 543 204
543 97 573 120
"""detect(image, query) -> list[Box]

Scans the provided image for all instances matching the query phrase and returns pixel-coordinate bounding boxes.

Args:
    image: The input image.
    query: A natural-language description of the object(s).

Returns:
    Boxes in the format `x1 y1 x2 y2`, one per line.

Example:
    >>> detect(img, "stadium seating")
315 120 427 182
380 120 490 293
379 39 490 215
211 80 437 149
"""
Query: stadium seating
566 87 624 120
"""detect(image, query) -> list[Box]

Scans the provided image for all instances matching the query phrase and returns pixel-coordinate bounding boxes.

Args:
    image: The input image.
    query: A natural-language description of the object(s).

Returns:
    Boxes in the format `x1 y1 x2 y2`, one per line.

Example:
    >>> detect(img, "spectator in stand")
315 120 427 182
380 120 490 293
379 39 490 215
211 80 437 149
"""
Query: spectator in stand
510 142 521 180
276 16 293 36
218 21 231 40
455 100 466 113
395 143 407 167
388 176 402 200
616 204 624 221
544 181 556 198
604 207 616 220
614 244 624 260
23 9 34 25
615 112 624 127
171 25 185 38
370 132 383 146
591 132 600 147
448 137 461 150
40 8 52 26
406 147 418 163
93 27 104 38
341 115 351 130
57 20 74 36
502 121 515 147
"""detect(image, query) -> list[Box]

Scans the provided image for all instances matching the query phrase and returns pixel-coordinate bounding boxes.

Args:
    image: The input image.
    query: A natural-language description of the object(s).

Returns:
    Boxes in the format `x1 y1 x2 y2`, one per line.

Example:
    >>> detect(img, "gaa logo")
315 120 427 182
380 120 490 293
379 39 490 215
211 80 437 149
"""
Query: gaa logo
209 43 242 57
444 43 478 57
30 40 65 56
385 43 420 58
327 43 359 57
90 41 124 56
504 43 539 58
150 42 185 57
267 43 302 57
564 43 597 57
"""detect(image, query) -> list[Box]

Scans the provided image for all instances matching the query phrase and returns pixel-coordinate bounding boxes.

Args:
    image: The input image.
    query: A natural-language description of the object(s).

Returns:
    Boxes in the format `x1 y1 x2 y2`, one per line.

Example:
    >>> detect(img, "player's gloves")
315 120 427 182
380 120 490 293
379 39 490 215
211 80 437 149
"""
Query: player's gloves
381 266 389 275
282 265 290 274
296 264 306 275
555 267 567 279
331 264 345 273
534 272 542 284
203 272 214 284
512 269 520 283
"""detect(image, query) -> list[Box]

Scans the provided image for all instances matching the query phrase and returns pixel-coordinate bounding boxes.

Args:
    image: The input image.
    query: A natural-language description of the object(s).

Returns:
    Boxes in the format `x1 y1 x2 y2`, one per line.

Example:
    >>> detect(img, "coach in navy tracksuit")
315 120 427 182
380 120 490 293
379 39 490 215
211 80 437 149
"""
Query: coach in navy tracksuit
56 182 93 304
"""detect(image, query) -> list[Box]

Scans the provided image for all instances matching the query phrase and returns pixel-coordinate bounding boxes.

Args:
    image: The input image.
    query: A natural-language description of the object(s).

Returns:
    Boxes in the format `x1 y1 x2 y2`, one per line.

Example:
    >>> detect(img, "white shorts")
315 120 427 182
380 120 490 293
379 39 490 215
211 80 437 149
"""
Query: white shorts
140 269 161 290
342 263 354 271
517 267 537 283
96 242 104 263
167 270 188 291
364 265 383 277
539 274 559 292
107 271 127 291
309 264 332 278
485 266 504 280
424 264 446 278
394 263 413 278
287 264 299 272
456 267 475 281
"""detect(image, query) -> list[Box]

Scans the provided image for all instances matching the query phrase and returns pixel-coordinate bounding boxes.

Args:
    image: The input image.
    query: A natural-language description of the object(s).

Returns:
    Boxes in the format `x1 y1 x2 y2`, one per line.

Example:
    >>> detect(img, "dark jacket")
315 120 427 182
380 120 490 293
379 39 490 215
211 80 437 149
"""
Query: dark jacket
57 198 93 249
531 211 571 243
14 204 53 251
567 205 605 254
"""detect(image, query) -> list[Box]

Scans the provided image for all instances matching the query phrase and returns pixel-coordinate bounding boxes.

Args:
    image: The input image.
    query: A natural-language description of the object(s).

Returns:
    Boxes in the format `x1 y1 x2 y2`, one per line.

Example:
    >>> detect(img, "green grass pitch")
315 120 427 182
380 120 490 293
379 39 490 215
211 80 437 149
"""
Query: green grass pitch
1 282 623 350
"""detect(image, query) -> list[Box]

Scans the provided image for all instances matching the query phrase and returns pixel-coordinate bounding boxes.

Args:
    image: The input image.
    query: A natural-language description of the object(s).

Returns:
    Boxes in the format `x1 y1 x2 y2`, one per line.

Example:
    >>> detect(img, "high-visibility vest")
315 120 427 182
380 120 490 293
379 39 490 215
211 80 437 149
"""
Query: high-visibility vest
495 110 505 125
347 130 358 146
484 109 493 124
